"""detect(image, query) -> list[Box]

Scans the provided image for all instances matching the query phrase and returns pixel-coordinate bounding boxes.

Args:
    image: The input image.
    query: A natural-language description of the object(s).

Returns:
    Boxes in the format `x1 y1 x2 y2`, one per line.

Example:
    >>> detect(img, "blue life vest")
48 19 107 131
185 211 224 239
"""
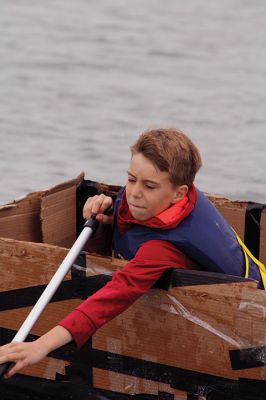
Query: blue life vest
113 187 263 288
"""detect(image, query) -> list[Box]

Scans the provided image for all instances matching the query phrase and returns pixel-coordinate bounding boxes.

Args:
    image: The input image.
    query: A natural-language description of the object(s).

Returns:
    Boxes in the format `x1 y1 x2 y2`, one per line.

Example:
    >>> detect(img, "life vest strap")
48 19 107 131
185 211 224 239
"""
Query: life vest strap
233 229 266 290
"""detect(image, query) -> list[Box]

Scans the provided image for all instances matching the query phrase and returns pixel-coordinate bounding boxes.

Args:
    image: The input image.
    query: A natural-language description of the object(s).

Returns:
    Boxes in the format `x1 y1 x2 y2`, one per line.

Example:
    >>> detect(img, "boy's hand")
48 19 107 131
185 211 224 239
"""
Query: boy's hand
83 194 113 224
0 326 72 379
0 340 49 379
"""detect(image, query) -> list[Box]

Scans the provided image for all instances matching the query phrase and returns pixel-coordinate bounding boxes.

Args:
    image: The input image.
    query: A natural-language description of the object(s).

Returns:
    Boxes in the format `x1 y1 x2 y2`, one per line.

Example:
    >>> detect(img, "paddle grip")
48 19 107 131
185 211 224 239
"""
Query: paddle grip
0 362 12 379
84 207 114 229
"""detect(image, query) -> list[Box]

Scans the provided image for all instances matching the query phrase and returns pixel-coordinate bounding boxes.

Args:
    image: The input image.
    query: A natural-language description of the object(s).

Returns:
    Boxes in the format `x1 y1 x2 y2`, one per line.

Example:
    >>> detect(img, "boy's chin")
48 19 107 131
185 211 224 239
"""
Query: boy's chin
130 208 149 221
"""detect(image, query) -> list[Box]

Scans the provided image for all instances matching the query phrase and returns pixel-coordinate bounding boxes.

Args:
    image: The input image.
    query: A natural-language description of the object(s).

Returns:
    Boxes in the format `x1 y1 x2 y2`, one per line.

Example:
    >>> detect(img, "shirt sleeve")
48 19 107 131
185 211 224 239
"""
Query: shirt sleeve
58 240 190 348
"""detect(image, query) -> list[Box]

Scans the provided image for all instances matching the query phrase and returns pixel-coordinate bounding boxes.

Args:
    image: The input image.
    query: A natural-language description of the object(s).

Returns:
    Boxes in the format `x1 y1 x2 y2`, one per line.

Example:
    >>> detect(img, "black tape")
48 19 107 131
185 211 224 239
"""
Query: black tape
76 179 99 236
169 269 250 288
71 252 87 278
90 348 235 394
84 216 99 231
0 266 251 313
0 373 169 400
2 327 266 399
158 393 174 400
0 373 129 400
3 256 247 316
153 268 251 291
244 202 263 259
0 250 111 312
238 378 266 400
91 350 266 399
230 346 266 370
0 275 111 311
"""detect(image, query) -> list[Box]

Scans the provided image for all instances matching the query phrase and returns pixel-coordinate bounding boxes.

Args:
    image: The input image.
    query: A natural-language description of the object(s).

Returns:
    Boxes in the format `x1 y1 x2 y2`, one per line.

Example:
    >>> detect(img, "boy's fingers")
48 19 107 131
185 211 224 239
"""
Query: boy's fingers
4 361 24 379
83 197 95 219
83 195 113 220
91 195 112 215
3 363 16 379
96 214 113 224
0 350 16 363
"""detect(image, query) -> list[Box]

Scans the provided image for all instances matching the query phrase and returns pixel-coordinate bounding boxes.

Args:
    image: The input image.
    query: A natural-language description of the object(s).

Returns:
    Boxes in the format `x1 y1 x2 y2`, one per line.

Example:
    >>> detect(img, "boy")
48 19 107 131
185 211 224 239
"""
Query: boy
0 128 264 378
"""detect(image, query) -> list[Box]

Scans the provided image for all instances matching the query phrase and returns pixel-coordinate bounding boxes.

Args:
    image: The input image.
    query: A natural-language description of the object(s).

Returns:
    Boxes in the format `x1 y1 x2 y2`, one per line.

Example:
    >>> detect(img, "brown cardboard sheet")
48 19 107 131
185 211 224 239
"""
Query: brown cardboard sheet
93 368 188 399
92 281 266 383
207 192 266 267
0 192 43 242
0 173 84 246
40 172 84 248
205 194 248 241
41 185 77 248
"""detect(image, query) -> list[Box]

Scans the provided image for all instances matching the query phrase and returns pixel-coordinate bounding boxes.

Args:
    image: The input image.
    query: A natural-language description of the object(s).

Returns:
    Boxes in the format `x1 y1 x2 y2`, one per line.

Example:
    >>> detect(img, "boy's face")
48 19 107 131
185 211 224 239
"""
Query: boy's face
126 153 185 221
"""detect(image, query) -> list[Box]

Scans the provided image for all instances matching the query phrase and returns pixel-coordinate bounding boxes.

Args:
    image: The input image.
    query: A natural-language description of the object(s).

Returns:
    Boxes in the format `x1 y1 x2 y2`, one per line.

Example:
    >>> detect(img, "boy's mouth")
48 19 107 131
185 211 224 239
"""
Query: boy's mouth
129 203 145 209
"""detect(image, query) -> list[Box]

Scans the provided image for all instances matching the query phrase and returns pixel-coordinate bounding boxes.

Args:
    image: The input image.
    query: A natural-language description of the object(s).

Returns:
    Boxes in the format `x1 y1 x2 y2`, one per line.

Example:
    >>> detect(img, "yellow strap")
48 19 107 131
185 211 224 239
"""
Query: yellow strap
233 229 266 290
111 249 126 261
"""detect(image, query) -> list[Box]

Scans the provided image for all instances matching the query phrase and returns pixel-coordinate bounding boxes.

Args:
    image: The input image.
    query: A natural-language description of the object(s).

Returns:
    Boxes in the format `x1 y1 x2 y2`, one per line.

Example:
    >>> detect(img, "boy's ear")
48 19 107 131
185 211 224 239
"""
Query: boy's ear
172 185 189 203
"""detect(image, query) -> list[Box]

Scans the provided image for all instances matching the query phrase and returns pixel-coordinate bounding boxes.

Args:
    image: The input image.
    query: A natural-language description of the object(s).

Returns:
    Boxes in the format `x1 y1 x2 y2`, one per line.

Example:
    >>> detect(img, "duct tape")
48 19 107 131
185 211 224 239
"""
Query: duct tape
230 346 266 370
244 202 264 259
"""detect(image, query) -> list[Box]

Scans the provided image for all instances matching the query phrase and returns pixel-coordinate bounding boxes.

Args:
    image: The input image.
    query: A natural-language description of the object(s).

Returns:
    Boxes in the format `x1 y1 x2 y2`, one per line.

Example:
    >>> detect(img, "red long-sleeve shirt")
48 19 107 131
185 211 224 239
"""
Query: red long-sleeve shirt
59 240 194 348
59 186 197 348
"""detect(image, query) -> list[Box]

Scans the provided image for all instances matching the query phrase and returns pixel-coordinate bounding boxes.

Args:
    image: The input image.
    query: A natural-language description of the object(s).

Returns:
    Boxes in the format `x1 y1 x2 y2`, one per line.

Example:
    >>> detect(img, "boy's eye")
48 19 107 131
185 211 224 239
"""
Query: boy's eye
127 177 136 183
144 184 156 190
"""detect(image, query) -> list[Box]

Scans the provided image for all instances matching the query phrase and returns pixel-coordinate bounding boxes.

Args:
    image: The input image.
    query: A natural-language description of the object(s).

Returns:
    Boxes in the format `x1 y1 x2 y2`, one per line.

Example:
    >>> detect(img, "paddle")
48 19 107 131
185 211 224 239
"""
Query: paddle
0 210 112 379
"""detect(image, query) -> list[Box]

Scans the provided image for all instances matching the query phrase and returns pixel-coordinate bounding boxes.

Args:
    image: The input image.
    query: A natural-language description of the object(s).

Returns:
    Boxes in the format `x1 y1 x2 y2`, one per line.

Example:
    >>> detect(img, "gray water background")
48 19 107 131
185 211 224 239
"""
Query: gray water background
0 0 266 205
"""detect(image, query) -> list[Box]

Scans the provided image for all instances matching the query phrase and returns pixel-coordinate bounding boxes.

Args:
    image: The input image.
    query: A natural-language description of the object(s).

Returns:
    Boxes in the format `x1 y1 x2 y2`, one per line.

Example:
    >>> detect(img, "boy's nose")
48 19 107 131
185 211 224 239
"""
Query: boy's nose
131 184 142 198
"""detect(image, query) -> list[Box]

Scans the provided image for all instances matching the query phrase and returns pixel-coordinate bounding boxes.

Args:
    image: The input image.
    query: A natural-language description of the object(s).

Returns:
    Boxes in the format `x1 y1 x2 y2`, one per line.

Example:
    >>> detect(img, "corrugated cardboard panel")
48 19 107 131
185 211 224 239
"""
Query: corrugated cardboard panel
0 300 82 337
0 296 81 379
207 194 266 266
206 194 247 241
0 237 115 291
21 357 68 380
93 368 158 396
0 301 78 379
0 192 43 242
92 282 266 386
43 172 84 196
0 238 71 290
93 368 188 399
41 174 84 247
0 173 85 245
41 186 76 248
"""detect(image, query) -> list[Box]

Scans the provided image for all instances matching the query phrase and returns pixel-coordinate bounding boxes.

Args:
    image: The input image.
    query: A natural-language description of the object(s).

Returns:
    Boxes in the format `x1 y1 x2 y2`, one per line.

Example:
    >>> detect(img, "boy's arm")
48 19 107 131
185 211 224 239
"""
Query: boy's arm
59 240 190 348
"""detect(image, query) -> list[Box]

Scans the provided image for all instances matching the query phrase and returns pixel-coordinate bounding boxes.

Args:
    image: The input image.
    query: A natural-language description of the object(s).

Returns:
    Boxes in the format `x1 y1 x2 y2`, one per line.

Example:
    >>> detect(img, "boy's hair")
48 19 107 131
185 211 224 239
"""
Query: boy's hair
130 128 202 187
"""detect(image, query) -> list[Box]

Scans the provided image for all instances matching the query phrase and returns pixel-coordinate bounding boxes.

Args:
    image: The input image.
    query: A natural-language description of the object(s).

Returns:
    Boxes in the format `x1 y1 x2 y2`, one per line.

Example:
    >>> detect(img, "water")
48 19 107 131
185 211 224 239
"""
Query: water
0 0 266 205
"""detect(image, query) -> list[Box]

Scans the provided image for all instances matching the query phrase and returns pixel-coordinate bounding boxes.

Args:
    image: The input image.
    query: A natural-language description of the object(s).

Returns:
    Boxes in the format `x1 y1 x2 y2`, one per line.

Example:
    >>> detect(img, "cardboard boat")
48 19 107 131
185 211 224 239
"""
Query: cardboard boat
0 173 266 400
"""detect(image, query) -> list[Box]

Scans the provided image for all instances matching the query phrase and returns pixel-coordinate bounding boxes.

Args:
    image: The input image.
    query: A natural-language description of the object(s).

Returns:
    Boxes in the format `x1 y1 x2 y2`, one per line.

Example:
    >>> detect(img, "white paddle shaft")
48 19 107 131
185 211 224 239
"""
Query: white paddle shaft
12 224 94 343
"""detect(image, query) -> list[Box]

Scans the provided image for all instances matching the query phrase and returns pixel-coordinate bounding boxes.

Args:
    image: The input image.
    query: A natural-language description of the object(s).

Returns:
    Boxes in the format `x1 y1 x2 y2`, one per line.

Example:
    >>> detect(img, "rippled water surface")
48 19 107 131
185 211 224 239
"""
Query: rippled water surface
1 0 266 204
